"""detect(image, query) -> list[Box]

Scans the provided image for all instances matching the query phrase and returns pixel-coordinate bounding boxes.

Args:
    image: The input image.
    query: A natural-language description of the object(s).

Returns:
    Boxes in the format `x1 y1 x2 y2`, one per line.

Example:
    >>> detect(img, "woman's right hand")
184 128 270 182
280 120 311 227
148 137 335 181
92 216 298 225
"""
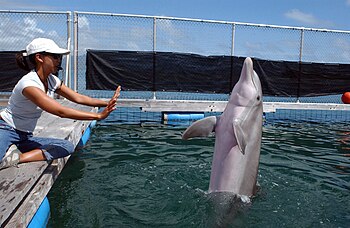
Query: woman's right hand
98 86 121 120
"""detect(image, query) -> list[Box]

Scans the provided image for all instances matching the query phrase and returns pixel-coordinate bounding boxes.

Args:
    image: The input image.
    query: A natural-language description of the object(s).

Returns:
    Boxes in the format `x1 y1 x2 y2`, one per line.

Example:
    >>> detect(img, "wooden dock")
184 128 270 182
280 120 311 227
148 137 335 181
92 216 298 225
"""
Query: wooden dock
0 99 97 227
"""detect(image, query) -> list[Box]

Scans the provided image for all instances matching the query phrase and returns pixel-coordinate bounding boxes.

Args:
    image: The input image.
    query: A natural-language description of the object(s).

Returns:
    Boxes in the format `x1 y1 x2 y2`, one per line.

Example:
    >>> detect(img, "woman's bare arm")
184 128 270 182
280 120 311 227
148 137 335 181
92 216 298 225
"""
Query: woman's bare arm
55 84 114 107
22 86 121 120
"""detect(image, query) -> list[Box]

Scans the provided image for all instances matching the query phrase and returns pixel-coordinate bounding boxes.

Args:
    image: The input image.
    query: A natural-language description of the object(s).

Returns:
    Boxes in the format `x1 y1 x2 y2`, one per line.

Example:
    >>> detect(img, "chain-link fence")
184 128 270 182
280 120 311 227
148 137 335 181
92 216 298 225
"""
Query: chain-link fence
1 11 350 122
1 11 349 102
0 10 71 91
73 12 350 104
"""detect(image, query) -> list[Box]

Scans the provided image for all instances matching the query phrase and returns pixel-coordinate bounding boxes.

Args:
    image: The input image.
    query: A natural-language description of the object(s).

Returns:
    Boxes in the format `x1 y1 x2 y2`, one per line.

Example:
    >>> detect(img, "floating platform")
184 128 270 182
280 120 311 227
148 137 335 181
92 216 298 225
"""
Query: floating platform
0 99 97 227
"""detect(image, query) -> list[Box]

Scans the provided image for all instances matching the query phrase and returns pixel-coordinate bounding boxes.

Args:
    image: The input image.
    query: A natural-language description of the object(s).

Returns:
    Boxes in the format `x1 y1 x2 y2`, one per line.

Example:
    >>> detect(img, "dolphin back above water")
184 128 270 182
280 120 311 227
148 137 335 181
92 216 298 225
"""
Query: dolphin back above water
182 57 263 197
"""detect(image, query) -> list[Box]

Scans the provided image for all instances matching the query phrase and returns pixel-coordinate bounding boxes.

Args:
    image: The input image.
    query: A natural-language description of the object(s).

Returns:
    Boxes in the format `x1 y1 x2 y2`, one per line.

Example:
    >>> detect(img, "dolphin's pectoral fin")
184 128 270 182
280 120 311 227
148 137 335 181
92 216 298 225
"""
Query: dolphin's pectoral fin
182 116 217 140
233 120 247 155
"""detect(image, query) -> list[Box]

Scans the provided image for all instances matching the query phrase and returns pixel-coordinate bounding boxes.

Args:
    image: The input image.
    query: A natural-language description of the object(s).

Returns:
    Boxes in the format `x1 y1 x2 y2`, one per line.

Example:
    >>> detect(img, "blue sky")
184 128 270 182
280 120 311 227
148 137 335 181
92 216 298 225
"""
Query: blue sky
1 0 350 31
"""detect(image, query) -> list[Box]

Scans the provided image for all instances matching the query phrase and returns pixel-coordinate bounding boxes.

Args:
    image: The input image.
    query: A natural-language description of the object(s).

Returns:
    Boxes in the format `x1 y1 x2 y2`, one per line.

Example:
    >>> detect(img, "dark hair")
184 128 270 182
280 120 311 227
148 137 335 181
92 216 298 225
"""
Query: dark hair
15 50 36 72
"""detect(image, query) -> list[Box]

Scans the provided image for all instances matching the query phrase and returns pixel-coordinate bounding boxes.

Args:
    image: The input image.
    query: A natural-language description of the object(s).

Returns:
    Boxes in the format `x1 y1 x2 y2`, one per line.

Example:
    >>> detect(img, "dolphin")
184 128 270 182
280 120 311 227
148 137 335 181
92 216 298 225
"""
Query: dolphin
182 57 263 197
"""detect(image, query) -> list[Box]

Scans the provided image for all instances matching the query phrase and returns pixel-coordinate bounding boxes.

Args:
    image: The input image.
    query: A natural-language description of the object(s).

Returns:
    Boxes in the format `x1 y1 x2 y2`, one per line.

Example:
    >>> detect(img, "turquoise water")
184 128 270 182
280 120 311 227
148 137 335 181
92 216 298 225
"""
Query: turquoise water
48 119 350 227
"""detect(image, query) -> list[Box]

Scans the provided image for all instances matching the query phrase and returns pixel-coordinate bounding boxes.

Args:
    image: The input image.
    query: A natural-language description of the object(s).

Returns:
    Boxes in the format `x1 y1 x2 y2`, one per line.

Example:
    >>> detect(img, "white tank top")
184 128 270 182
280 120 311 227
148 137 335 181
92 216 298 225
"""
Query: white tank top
1 70 61 133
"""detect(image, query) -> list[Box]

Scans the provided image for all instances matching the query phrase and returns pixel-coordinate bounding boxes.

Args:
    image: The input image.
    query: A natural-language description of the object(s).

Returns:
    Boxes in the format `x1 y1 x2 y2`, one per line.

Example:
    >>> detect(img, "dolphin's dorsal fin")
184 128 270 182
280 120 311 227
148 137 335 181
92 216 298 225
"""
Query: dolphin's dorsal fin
233 119 247 154
182 116 217 140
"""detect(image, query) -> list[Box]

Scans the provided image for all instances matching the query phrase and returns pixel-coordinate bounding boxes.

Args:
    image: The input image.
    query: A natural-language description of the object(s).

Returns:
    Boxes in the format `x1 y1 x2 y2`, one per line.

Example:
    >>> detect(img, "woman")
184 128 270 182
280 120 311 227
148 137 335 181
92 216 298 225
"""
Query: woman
0 37 121 170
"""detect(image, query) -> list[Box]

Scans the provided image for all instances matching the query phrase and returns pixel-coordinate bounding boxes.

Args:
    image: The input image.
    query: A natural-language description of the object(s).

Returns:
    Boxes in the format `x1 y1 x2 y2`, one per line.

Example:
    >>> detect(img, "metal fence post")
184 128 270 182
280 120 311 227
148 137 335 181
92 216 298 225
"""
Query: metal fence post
296 28 305 102
152 17 157 100
73 12 78 92
229 23 236 94
65 11 72 89
299 28 304 63
231 23 235 57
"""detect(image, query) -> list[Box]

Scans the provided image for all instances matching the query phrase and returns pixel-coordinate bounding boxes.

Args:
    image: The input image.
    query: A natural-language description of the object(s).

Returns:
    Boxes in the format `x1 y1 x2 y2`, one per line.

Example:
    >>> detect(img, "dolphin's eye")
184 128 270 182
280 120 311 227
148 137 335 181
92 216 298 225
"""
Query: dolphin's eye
257 96 260 101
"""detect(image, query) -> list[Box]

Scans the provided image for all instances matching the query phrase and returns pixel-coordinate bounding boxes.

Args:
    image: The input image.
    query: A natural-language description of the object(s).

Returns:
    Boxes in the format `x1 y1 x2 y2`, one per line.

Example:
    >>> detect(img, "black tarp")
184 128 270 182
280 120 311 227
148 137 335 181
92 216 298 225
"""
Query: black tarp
254 59 350 97
86 51 154 91
86 50 350 97
86 50 244 94
1 50 350 96
0 51 28 92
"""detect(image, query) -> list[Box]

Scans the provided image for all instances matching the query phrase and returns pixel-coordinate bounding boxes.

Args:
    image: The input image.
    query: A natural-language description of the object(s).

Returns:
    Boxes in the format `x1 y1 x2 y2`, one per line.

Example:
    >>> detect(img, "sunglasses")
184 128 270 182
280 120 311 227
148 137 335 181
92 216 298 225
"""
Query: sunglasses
40 52 62 60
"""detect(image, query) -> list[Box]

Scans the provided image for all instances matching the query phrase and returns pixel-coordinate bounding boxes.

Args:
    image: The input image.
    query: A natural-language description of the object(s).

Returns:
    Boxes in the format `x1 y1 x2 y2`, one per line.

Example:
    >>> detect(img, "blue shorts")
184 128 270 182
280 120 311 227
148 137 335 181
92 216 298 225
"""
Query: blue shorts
0 120 74 161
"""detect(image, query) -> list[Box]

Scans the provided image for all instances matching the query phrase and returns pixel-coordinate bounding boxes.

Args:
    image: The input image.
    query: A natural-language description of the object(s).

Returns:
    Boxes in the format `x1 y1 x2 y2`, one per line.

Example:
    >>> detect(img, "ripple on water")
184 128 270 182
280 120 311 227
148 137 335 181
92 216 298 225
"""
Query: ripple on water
48 122 350 227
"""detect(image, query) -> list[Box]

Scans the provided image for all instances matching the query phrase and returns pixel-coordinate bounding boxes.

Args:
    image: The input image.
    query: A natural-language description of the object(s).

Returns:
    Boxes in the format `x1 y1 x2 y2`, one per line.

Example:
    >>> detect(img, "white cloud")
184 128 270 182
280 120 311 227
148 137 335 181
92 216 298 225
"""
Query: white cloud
78 16 90 29
347 0 350 6
0 0 55 10
284 9 334 28
23 17 44 34
0 16 66 51
285 9 320 25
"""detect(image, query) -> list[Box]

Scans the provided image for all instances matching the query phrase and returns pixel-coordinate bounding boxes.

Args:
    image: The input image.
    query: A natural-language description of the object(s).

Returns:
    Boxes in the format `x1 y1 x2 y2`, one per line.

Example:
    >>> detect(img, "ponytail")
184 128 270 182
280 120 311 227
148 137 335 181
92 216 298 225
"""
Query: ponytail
15 50 35 72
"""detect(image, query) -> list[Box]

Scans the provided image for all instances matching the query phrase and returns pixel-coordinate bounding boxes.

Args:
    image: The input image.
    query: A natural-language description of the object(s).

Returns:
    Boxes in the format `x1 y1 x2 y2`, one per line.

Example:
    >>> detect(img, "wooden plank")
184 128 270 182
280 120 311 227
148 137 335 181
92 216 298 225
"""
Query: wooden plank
0 100 97 227
4 97 350 113
115 99 350 113
5 158 69 227
0 162 48 226
262 102 350 112
115 99 228 112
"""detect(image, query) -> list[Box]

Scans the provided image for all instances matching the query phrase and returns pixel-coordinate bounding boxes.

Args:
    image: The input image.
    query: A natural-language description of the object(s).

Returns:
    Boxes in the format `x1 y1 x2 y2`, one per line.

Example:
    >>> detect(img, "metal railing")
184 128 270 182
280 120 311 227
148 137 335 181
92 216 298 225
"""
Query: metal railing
73 11 350 103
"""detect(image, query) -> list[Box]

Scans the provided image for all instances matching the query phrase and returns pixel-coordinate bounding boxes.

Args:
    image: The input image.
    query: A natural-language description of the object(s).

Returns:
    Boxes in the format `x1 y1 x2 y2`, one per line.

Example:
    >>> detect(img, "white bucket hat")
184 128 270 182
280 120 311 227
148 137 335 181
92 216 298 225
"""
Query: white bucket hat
25 38 70 56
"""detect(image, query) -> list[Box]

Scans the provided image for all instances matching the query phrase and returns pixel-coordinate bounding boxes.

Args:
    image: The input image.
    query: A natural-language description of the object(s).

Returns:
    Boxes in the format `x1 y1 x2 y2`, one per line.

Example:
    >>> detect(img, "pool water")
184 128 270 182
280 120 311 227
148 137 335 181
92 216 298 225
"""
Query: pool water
47 120 350 227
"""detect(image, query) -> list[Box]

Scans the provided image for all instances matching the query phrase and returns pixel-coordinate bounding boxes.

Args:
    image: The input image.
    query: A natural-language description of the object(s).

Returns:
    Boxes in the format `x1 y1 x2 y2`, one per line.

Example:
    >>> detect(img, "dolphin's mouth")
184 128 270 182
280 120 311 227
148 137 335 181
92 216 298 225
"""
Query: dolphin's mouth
251 72 261 99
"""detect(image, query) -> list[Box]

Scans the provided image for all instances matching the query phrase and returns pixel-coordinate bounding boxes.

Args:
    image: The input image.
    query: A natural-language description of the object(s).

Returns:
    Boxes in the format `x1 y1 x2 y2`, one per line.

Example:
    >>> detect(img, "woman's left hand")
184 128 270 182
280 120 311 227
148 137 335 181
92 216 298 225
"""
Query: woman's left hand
98 86 121 120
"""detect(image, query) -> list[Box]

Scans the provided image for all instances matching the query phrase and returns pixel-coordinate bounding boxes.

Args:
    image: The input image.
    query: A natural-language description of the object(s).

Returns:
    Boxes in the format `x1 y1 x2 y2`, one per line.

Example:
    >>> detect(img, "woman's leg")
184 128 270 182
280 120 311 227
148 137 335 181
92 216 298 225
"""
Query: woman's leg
1 120 75 167
18 136 75 162
0 121 19 161
19 149 46 162
0 122 24 169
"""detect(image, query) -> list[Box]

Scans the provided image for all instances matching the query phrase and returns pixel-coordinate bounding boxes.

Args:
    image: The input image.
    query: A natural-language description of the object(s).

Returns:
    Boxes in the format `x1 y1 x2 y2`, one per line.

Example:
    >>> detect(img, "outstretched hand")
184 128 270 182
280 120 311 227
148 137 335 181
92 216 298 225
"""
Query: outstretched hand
99 86 121 120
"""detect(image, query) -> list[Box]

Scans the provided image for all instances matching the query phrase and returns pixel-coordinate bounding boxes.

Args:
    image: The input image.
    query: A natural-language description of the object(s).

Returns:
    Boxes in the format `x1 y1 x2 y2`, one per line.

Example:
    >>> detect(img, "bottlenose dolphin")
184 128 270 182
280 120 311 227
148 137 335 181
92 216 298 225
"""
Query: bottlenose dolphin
182 57 263 197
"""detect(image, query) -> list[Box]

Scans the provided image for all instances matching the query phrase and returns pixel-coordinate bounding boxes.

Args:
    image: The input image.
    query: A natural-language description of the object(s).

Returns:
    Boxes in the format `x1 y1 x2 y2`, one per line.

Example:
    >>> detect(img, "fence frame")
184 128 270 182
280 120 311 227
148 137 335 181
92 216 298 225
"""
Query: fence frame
72 11 350 101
